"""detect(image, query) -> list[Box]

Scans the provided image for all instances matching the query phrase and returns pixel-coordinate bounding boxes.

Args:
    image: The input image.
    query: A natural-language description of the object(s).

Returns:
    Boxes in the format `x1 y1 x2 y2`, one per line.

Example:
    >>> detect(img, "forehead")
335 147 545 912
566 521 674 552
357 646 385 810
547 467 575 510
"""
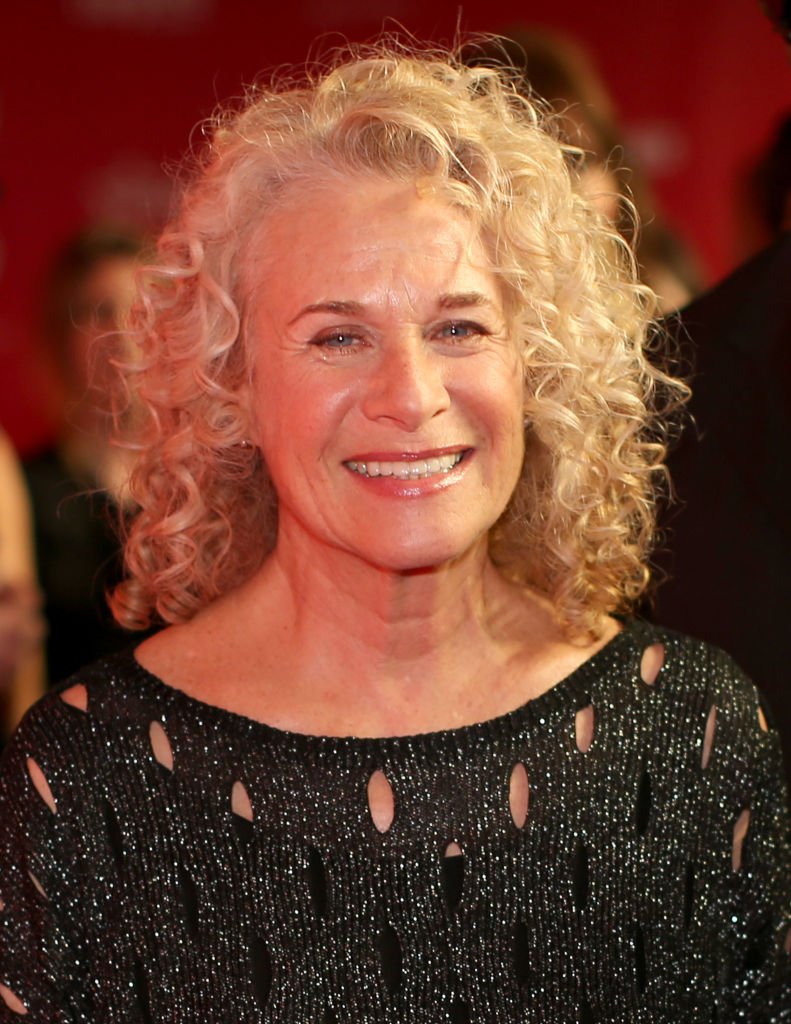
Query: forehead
245 176 497 307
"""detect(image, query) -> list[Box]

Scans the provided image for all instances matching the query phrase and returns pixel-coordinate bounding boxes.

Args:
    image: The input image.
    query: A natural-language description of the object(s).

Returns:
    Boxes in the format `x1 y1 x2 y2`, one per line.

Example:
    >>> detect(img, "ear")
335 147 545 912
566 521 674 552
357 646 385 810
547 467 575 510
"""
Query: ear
235 376 262 451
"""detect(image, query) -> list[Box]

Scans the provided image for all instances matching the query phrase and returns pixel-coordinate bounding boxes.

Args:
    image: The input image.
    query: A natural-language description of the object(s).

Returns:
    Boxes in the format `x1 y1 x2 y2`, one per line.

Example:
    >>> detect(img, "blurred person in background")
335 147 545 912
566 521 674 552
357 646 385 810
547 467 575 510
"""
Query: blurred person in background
23 228 143 684
0 429 44 739
464 29 703 313
652 3 791 782
745 111 791 249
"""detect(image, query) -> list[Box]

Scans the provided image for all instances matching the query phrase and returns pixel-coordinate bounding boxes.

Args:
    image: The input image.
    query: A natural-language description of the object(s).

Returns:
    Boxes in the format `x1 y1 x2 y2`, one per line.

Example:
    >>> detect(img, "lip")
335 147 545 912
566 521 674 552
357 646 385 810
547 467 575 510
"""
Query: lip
344 445 469 463
342 447 473 496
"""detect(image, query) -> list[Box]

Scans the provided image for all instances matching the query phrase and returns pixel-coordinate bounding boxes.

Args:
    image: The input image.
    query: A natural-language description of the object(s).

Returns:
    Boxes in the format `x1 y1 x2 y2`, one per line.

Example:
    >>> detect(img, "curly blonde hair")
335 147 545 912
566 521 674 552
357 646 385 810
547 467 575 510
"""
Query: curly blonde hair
112 41 686 640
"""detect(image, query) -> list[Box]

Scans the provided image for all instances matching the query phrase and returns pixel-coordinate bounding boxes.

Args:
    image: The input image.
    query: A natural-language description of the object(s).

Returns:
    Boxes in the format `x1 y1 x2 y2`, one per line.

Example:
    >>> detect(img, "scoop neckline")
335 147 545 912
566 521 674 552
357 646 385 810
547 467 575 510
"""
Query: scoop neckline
119 619 644 749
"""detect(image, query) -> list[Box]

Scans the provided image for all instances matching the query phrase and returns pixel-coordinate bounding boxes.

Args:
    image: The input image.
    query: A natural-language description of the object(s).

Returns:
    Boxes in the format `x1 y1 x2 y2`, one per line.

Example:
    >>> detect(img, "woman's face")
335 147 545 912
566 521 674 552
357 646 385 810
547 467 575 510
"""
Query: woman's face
247 175 525 573
67 255 139 396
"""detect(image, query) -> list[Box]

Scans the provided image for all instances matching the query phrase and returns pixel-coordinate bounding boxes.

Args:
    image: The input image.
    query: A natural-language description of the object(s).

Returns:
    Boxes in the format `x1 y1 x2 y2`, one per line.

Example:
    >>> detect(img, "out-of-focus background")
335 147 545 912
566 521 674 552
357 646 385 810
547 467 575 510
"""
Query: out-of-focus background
2 0 789 454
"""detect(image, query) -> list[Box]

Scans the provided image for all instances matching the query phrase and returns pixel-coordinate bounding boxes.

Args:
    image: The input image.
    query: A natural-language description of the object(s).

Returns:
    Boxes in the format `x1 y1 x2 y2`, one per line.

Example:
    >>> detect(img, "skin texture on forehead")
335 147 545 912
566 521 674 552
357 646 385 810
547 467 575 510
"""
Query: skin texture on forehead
241 171 504 317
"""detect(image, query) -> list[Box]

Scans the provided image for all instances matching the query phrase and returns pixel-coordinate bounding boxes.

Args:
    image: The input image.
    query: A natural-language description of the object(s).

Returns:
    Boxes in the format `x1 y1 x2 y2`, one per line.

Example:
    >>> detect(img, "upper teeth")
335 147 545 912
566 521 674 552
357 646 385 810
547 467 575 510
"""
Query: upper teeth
345 452 464 479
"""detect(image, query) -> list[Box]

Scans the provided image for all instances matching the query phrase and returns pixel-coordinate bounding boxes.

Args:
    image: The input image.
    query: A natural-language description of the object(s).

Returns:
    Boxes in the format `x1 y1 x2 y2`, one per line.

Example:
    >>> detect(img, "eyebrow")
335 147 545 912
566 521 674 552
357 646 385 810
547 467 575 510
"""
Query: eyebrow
288 292 497 326
436 291 497 311
288 300 364 326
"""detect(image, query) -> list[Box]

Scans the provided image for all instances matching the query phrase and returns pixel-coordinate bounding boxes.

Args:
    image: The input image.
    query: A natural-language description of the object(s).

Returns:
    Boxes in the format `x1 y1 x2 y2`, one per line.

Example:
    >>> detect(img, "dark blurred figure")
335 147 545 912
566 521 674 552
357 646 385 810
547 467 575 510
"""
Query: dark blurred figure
653 2 791 781
751 113 791 238
464 29 703 313
23 228 142 684
653 240 791 778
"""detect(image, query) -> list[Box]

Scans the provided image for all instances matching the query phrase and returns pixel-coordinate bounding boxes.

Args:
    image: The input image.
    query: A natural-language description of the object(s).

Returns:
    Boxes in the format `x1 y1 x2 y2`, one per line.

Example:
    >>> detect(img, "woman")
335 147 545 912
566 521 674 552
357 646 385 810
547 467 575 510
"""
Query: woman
0 45 788 1022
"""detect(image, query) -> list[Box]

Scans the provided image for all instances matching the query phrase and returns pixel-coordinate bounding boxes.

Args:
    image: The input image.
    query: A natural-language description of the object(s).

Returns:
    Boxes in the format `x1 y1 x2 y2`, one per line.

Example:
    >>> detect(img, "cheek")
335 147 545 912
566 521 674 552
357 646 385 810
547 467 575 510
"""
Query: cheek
469 358 524 437
479 371 526 485
252 367 357 468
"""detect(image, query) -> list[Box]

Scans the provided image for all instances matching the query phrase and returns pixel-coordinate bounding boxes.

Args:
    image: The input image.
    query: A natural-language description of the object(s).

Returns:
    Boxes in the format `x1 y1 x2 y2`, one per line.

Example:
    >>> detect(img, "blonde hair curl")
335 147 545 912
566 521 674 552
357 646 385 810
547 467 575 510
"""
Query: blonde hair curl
112 40 686 640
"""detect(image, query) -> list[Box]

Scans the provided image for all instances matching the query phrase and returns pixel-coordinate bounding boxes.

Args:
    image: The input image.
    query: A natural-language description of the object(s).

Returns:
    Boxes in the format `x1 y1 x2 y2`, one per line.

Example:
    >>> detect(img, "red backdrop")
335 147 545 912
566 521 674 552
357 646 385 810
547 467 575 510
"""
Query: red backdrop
2 0 789 452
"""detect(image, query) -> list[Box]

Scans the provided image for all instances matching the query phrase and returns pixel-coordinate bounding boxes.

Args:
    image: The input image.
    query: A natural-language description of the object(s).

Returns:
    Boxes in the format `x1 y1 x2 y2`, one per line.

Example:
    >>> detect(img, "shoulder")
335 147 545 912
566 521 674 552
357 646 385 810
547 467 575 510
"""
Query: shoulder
0 648 181 841
2 649 151 770
679 233 791 351
628 620 765 712
623 621 779 777
628 619 757 690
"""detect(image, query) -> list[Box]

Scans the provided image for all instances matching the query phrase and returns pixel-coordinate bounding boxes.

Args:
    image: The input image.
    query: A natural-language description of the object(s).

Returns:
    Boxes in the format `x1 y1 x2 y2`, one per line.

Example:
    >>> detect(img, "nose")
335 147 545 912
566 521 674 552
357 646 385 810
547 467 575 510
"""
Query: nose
361 334 450 430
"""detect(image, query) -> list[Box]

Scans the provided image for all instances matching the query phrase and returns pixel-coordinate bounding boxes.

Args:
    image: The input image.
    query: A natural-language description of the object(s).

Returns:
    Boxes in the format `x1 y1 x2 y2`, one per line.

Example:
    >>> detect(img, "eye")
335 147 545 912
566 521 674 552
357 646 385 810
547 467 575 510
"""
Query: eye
310 328 364 354
433 320 490 342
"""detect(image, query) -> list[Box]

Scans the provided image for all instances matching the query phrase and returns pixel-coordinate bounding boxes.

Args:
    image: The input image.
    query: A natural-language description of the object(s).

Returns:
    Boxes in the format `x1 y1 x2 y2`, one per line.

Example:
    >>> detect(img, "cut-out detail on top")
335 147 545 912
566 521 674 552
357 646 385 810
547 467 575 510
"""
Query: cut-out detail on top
0 982 28 1015
367 769 395 834
149 721 174 771
575 704 594 753
27 757 56 814
572 839 589 910
133 959 153 1024
60 683 88 711
640 643 664 685
377 919 402 996
732 808 751 872
442 844 464 912
635 768 652 836
250 935 272 1010
758 705 769 732
508 762 529 829
634 924 647 995
701 705 717 770
512 918 531 985
28 870 47 900
306 846 328 919
231 780 254 821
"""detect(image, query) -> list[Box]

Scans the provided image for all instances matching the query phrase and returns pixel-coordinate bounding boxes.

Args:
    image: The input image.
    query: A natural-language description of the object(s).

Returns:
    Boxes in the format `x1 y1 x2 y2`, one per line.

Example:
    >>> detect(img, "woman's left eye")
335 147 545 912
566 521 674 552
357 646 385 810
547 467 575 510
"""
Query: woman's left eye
434 320 488 341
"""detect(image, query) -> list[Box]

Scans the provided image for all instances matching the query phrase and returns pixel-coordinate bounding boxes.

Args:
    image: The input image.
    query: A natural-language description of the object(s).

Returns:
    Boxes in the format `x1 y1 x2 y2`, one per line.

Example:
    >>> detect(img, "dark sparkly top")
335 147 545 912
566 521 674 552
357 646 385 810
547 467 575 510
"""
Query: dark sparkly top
0 621 789 1022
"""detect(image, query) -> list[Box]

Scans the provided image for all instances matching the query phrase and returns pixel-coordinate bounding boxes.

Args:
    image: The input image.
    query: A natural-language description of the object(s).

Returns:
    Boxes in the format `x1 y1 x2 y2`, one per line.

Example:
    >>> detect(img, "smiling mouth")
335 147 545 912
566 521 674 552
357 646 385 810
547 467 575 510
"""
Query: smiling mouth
344 451 467 480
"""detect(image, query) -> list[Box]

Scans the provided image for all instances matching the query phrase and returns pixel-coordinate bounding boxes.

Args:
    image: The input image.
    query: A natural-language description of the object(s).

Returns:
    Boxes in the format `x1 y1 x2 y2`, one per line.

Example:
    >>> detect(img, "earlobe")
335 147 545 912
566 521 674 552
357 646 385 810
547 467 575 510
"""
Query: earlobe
236 377 263 452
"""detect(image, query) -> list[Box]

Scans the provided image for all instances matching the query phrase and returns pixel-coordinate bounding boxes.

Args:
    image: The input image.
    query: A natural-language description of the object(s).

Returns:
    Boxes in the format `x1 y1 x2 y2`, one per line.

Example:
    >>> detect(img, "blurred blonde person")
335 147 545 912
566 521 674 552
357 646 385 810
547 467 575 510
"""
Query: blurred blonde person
0 430 44 734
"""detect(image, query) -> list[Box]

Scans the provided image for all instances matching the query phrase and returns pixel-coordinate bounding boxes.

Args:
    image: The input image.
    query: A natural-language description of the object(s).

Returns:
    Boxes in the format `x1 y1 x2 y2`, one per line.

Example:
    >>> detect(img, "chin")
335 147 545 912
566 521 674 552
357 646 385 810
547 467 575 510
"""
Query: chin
347 528 488 575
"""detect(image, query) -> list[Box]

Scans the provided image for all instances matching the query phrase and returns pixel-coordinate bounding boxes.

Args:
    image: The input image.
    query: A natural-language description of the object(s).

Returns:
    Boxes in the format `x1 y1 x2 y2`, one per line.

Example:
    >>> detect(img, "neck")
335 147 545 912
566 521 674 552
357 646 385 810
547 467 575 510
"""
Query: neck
138 514 616 737
239 518 541 700
283 535 485 649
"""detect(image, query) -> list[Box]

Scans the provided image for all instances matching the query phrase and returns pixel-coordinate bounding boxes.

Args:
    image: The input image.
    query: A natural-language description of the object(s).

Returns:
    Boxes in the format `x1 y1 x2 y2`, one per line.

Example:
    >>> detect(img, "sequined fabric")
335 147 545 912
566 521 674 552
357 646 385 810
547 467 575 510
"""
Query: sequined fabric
0 621 789 1022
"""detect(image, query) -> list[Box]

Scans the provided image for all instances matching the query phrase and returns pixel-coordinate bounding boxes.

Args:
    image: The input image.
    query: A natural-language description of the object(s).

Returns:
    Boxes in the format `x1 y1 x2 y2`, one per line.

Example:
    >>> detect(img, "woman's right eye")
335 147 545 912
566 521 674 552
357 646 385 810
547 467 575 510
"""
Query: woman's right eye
310 330 363 353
